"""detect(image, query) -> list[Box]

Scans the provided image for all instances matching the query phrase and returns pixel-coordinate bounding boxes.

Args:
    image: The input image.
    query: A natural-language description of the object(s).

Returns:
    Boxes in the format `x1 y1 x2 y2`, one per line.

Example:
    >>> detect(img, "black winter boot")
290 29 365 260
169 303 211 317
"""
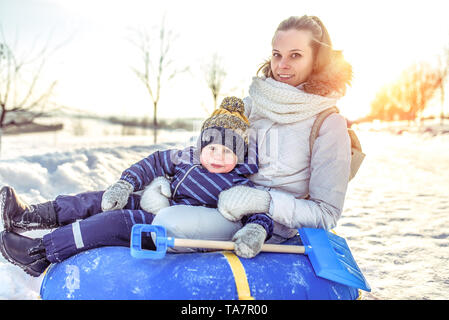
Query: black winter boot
0 231 51 277
0 186 58 233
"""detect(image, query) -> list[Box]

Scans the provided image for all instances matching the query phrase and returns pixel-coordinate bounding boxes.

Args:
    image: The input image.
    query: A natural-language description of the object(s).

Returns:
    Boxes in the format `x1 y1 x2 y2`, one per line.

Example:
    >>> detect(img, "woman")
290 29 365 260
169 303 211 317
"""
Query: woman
150 15 353 258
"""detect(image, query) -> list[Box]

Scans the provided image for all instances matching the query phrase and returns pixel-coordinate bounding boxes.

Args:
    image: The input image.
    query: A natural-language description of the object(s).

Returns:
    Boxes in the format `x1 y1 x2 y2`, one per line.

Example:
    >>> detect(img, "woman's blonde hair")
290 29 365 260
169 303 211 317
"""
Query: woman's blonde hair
258 15 332 77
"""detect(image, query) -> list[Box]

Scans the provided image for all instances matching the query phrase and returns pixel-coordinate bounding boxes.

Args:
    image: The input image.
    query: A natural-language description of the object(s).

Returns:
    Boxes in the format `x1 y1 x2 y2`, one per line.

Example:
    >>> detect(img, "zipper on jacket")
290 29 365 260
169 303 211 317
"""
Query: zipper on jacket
172 164 201 199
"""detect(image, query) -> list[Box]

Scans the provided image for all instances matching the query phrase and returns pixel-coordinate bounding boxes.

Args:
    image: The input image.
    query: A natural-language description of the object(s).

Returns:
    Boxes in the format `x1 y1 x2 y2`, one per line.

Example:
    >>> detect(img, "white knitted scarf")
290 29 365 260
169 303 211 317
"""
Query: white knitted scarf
248 77 339 124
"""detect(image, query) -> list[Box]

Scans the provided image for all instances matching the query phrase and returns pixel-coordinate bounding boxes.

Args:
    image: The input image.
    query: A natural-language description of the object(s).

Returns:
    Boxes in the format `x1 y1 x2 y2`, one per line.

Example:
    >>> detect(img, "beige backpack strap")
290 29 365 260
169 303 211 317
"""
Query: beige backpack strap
309 106 365 182
309 107 339 155
304 107 338 200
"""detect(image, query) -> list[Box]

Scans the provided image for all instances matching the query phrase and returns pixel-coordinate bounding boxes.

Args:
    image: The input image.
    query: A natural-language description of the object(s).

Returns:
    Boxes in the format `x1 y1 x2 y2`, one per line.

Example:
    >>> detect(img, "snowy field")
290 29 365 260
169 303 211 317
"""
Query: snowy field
0 118 448 300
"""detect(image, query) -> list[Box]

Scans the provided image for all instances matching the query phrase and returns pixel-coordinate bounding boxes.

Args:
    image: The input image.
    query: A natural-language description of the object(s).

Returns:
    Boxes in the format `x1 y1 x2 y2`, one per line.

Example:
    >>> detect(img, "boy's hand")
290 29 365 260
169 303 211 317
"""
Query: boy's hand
232 223 267 258
217 185 271 221
101 180 134 211
140 177 172 214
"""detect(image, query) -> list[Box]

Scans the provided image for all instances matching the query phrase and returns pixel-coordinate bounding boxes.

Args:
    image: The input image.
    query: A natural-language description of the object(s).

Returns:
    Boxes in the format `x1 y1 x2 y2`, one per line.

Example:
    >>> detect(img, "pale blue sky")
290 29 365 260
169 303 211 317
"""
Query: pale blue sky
1 0 448 120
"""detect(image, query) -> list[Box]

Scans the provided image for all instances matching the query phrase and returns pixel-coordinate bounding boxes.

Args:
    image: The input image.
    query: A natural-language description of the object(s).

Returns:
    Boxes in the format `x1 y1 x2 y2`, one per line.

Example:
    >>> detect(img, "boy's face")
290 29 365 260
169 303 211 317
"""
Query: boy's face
200 144 238 173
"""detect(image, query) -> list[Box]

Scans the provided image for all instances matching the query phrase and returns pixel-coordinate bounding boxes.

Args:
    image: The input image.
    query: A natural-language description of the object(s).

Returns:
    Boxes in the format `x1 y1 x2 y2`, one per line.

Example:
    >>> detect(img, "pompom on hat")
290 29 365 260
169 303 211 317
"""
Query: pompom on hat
199 96 250 162
201 96 249 142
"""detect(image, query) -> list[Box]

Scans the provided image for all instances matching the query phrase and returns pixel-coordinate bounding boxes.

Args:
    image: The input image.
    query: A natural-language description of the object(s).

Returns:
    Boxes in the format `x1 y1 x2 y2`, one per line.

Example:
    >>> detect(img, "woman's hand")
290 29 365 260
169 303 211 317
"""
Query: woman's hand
217 185 271 221
101 180 134 211
140 176 172 214
232 223 267 258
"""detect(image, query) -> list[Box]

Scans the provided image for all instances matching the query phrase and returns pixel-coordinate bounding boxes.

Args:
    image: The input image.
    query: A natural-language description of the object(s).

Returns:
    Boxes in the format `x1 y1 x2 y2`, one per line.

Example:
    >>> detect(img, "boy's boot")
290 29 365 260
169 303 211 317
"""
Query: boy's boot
0 231 50 277
1 186 58 233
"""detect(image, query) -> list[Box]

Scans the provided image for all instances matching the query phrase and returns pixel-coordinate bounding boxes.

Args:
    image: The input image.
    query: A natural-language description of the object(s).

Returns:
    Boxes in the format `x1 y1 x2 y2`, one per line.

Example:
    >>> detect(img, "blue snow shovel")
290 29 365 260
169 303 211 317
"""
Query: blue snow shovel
130 224 371 292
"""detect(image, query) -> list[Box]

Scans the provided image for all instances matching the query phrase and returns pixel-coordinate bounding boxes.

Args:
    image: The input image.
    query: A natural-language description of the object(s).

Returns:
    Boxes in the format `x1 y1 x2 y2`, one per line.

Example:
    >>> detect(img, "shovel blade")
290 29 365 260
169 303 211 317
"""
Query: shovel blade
298 228 371 292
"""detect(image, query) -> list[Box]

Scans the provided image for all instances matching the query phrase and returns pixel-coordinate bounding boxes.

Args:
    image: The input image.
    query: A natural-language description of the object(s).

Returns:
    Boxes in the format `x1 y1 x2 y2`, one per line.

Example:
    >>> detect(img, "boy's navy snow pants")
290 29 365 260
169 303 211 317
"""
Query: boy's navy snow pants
42 191 155 263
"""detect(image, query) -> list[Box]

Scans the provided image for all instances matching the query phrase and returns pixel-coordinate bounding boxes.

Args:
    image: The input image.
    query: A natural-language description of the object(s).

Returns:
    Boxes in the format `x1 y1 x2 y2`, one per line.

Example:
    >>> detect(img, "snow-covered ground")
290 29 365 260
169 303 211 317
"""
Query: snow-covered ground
338 124 449 300
1 118 448 299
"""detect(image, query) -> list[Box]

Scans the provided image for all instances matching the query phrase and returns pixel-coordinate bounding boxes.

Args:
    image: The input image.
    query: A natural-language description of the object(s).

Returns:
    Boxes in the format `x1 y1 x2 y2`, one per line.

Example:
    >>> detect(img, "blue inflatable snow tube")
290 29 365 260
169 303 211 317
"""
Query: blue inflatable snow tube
39 236 360 300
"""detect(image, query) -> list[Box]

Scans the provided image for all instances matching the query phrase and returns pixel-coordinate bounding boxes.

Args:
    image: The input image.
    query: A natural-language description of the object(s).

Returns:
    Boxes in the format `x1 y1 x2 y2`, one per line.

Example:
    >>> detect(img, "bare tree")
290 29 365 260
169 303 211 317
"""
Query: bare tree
437 46 449 125
0 28 60 154
399 62 442 123
203 53 226 110
370 61 442 123
370 84 403 121
129 17 186 131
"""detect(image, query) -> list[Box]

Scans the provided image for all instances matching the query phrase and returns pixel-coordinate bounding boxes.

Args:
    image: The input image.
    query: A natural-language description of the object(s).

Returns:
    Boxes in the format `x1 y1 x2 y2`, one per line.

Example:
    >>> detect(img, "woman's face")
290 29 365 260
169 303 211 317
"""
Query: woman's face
270 29 315 87
200 144 238 173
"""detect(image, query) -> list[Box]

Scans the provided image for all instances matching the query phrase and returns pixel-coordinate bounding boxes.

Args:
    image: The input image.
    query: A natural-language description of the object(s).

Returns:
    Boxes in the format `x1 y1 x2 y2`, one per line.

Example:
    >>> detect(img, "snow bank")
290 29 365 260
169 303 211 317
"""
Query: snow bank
0 140 190 299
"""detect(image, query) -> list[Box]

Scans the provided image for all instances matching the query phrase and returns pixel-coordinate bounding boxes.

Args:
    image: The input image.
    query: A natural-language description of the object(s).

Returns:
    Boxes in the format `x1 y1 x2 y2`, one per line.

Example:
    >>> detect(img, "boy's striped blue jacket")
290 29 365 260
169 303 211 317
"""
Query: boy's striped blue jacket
119 145 273 239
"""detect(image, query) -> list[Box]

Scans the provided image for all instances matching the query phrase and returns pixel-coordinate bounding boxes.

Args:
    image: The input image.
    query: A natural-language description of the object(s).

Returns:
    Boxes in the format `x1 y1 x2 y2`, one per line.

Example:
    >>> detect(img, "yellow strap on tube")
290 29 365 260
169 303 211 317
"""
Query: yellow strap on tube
222 251 254 300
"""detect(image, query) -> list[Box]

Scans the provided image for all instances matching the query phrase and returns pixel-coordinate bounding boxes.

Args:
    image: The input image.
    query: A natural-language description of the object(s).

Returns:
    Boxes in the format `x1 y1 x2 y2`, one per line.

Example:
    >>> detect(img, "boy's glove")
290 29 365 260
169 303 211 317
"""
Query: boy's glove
101 180 134 211
217 185 271 222
232 223 267 258
140 176 172 214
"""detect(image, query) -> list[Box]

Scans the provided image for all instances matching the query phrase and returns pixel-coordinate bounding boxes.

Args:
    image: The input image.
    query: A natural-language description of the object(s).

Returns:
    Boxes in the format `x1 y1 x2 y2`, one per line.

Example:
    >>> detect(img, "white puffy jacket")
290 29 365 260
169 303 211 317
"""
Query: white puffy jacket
243 96 351 239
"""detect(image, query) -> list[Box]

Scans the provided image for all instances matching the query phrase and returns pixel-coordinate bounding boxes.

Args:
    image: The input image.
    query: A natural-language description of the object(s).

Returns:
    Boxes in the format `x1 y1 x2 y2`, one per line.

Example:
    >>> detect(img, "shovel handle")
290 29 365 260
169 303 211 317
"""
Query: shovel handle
173 238 306 254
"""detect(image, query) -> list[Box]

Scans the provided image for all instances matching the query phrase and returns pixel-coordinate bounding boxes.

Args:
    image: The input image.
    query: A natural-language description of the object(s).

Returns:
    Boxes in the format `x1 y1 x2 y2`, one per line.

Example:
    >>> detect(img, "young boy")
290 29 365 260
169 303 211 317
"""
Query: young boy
0 97 273 277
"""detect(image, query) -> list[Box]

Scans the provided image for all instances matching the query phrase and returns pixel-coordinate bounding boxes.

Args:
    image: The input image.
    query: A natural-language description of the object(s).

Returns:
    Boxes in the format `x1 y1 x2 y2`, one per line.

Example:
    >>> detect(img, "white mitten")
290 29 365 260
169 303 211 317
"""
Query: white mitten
140 176 172 214
217 185 271 222
232 223 267 258
101 180 134 211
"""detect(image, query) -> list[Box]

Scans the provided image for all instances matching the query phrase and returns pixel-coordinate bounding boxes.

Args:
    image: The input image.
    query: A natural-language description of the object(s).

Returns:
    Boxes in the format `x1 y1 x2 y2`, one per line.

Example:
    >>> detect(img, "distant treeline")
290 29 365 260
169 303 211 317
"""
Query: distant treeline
2 122 63 135
106 116 202 131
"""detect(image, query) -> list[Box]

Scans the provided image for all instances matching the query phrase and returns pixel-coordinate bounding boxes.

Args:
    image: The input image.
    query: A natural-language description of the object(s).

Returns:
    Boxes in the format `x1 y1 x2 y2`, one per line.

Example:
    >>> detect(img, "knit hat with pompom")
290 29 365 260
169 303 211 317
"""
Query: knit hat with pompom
199 96 250 162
